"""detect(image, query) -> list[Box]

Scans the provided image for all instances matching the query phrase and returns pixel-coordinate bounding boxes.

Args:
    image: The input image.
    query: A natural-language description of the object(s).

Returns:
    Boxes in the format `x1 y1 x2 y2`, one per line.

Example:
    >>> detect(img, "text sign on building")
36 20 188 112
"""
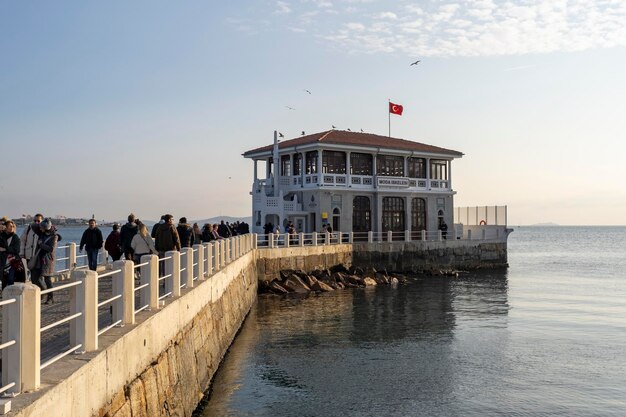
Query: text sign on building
377 177 410 188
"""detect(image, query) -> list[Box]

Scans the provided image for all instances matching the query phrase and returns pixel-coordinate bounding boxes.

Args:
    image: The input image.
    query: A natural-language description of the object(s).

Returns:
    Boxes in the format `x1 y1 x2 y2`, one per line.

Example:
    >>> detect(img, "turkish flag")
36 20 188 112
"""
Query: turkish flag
389 102 403 115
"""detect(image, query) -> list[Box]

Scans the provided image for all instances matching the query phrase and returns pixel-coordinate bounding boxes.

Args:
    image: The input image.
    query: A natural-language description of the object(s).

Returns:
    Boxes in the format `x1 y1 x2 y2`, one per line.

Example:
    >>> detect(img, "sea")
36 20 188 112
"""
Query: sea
196 226 626 417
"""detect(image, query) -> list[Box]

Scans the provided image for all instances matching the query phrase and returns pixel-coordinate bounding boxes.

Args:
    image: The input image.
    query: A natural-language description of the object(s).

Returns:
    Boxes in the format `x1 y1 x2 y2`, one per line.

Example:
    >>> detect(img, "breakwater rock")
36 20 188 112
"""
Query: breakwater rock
259 264 409 295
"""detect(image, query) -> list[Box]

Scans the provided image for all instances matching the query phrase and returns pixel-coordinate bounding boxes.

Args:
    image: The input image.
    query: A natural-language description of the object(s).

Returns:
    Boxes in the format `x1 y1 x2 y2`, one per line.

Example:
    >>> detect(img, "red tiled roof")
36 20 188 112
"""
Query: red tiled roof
243 130 463 157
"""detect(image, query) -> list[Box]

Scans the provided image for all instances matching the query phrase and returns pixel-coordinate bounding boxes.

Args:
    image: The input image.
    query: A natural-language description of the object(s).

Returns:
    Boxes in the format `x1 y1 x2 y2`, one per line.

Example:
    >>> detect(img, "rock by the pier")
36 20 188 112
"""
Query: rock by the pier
349 265 364 276
311 280 334 292
374 272 389 285
301 274 320 288
330 264 349 274
283 275 311 293
344 274 364 287
363 277 377 286
269 281 289 294
390 277 399 288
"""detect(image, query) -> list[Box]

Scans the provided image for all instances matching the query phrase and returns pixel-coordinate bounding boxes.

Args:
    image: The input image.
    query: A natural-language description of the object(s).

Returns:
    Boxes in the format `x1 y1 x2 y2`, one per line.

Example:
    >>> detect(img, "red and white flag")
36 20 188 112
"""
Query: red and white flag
389 102 403 116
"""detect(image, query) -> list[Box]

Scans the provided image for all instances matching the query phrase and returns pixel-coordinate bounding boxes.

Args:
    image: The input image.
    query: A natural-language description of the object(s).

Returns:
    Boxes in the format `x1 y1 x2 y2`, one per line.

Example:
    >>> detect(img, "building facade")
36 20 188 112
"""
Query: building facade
243 130 463 237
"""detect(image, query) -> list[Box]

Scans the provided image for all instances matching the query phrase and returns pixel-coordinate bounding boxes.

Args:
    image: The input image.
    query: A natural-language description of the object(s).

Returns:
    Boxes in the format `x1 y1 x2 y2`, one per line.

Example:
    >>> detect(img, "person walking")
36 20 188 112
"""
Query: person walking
130 222 157 263
120 214 138 260
1 220 22 288
201 224 215 242
155 214 181 257
104 223 123 262
218 220 231 238
31 218 57 304
79 219 104 271
19 213 43 279
192 223 202 246
176 217 195 248
151 215 165 239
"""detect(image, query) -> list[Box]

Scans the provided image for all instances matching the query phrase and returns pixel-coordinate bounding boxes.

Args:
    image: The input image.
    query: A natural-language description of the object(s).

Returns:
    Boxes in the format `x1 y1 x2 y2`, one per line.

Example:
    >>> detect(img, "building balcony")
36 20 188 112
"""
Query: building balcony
273 175 451 192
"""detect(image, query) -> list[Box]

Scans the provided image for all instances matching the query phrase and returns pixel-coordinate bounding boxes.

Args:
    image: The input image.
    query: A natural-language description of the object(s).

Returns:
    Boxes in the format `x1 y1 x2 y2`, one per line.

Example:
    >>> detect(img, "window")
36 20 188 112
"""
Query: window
306 151 318 174
281 155 291 176
430 160 448 180
294 153 302 175
332 208 341 232
407 157 426 178
382 197 405 234
350 153 373 175
352 196 371 236
322 151 346 174
377 155 404 177
411 198 426 232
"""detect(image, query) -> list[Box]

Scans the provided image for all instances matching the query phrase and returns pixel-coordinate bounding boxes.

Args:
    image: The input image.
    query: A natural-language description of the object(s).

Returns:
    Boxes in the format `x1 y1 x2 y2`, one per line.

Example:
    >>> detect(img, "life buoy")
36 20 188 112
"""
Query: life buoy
479 220 487 225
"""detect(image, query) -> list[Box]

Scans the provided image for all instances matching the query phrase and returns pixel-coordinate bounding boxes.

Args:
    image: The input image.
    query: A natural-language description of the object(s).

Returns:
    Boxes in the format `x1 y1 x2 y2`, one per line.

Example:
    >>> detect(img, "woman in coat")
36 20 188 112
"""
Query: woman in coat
32 218 58 304
130 222 157 264
0 220 22 289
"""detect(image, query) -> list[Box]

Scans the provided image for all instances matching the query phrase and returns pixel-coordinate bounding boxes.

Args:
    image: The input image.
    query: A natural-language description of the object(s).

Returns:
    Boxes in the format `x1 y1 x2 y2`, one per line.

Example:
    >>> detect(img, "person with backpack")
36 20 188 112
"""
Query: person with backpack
104 223 123 262
31 218 58 304
130 222 157 263
19 213 43 278
120 213 138 260
176 217 195 248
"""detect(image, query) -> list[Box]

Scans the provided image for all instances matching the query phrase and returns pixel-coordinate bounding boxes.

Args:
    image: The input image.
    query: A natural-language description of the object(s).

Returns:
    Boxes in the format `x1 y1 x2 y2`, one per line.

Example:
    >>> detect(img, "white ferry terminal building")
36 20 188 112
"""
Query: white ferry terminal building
243 130 464 239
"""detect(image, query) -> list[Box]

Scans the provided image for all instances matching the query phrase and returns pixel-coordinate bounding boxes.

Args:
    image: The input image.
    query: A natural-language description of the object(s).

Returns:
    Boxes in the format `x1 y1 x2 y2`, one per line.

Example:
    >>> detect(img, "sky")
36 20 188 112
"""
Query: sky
1 0 625 225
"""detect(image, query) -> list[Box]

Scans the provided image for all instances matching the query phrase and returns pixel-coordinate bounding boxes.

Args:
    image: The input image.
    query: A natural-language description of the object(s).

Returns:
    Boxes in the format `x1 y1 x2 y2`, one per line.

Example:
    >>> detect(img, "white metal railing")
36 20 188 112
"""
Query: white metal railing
455 205 508 226
0 233 255 396
54 243 109 275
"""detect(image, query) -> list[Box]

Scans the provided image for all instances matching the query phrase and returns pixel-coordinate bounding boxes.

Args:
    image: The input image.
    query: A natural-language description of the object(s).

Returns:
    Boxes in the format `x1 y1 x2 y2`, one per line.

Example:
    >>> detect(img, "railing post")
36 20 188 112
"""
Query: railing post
387 231 392 242
182 247 194 289
165 251 181 297
220 240 226 267
194 244 205 281
2 283 41 393
438 230 443 241
112 260 134 326
70 269 98 352
205 243 213 276
69 242 77 270
253 233 258 249
325 231 330 245
405 230 410 241
368 231 373 243
421 230 426 241
140 254 158 311
312 232 318 246
214 241 220 272
349 232 354 243
269 233 274 249
285 233 290 248
101 247 109 267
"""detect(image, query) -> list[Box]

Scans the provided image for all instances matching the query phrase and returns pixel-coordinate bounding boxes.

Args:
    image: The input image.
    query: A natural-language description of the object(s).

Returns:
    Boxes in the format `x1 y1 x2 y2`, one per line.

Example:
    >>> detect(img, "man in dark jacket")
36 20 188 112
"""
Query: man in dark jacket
155 215 181 256
151 215 166 239
104 223 122 261
176 217 195 248
218 220 232 238
1 220 22 288
79 219 104 271
120 213 138 260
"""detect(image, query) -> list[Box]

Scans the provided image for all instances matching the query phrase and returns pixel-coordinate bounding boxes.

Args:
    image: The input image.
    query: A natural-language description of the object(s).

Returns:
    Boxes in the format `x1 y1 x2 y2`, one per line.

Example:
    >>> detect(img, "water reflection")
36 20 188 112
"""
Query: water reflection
198 270 510 417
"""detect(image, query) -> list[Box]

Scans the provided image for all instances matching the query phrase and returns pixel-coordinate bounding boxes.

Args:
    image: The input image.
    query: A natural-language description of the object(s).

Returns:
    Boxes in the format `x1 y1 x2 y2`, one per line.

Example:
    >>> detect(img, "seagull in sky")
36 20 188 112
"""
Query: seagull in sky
301 131 306 136
278 132 284 138
347 128 351 132
332 125 336 129
304 89 311 94
410 60 421 66
285 106 295 110
360 129 364 132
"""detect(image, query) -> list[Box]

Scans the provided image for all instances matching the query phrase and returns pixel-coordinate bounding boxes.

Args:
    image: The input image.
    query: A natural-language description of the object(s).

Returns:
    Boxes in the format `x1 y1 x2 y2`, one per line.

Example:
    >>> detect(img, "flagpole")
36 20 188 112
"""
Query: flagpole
388 99 391 137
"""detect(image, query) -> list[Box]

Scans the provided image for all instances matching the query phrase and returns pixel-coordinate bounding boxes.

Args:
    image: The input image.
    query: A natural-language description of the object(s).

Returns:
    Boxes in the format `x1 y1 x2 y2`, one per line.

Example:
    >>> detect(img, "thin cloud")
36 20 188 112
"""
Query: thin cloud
504 64 539 71
257 0 626 57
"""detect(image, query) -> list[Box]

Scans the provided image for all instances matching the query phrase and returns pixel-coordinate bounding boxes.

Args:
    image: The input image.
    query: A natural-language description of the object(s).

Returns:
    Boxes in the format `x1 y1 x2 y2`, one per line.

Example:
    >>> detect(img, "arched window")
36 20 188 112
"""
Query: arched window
332 208 341 232
382 197 405 235
352 196 371 238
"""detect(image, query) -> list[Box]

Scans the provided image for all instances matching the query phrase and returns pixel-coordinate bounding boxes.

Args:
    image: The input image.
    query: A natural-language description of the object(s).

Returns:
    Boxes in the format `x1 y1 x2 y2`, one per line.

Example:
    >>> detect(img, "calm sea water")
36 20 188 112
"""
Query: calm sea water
198 226 626 417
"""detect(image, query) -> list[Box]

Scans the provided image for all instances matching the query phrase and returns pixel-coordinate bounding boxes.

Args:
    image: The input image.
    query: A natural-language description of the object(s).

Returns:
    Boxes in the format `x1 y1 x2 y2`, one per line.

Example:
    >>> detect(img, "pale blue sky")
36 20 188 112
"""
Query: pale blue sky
1 1 625 225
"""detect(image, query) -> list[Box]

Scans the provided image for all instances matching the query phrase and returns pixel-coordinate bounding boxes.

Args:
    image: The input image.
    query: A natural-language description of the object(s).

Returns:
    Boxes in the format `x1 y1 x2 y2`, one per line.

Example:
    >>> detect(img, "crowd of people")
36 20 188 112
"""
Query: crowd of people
0 213 250 302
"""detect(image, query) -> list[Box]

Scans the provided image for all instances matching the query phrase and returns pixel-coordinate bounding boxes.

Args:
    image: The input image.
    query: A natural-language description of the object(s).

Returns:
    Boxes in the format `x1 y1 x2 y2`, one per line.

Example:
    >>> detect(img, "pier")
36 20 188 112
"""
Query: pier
1 219 509 416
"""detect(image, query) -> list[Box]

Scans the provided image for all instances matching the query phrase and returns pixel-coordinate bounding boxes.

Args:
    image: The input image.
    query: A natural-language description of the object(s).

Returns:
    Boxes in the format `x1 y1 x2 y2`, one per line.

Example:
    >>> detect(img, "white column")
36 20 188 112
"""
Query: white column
346 151 351 187
299 232 304 247
139 254 158 311
285 233 290 248
421 230 427 241
194 244 205 282
220 240 226 267
70 269 98 352
312 232 318 246
2 283 41 393
387 230 393 242
349 232 354 243
205 243 213 276
166 250 181 296
181 248 194 289
405 230 410 241
368 231 373 243
112 260 134 325
213 241 221 272
69 242 77 270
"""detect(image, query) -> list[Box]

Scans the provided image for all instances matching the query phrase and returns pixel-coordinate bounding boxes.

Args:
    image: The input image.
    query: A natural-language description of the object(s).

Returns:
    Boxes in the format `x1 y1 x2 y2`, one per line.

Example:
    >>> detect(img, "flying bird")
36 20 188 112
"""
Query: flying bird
285 106 295 110
332 125 336 129
410 60 421 66
301 131 306 136
347 128 351 132
304 89 311 94
278 132 284 138
360 129 364 132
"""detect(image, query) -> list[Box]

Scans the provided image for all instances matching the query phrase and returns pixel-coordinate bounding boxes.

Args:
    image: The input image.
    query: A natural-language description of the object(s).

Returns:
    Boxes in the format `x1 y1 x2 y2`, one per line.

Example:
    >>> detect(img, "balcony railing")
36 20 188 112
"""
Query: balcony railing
269 175 451 191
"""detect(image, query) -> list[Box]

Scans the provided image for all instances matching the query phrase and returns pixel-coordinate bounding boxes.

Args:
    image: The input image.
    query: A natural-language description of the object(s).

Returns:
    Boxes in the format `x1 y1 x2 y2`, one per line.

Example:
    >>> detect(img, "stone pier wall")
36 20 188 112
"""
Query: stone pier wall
352 239 509 272
256 244 353 281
